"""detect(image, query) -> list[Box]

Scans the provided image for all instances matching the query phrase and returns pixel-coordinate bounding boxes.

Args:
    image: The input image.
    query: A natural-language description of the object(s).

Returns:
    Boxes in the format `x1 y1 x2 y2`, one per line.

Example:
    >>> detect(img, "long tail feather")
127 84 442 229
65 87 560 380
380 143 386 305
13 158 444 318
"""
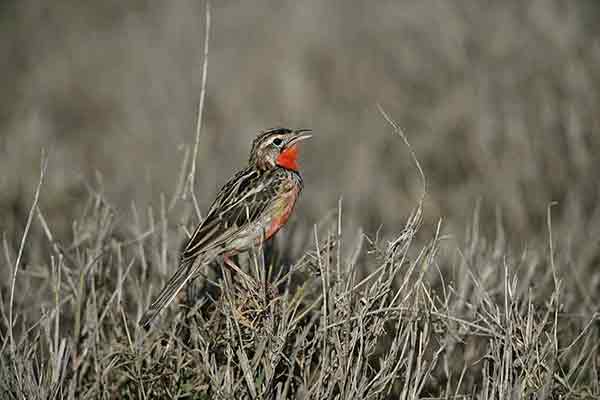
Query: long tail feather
139 257 202 329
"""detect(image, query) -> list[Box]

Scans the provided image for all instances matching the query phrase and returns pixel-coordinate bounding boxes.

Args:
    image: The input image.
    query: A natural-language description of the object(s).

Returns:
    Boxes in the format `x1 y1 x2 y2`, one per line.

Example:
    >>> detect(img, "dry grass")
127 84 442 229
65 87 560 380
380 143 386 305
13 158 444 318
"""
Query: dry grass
1 162 598 398
1 1 600 399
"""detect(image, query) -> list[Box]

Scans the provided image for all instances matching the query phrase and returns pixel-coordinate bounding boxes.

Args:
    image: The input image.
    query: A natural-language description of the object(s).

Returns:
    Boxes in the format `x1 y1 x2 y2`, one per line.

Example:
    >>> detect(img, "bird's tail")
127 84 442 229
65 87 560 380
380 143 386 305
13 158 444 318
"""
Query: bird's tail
139 257 203 329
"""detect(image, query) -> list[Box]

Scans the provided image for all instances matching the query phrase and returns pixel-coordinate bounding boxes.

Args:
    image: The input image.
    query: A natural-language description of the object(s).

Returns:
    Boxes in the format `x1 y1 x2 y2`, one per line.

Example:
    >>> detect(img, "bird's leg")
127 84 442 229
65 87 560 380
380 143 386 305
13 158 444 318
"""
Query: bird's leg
223 255 240 274
218 256 233 296
223 255 254 283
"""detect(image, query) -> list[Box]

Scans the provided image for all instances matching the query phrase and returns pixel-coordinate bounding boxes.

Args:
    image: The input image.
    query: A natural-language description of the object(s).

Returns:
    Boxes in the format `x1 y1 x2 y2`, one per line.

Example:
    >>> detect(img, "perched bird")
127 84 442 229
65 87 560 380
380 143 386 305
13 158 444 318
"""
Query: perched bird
139 128 312 329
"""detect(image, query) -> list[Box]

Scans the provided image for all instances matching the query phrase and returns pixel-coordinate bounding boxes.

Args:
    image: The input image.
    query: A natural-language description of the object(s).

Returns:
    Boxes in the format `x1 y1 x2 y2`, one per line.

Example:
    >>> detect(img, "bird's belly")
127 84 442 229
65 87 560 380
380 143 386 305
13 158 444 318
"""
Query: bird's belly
225 224 264 253
223 212 287 253
263 186 300 241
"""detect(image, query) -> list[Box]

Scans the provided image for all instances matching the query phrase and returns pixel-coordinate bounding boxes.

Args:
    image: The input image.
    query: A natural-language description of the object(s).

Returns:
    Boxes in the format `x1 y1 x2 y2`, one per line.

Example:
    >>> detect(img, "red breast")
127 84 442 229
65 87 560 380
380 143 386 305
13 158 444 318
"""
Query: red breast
264 184 300 240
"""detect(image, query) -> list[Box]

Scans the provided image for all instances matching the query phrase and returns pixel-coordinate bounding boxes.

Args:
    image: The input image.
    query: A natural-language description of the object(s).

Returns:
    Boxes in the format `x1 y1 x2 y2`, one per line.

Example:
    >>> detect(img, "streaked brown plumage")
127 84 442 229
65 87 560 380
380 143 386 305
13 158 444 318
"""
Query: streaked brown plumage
139 128 312 329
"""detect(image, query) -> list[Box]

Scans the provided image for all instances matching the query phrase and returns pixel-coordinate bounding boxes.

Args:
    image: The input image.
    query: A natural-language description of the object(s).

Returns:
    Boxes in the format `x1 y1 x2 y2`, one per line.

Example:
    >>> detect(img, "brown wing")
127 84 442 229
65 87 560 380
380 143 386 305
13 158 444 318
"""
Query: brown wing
181 167 281 260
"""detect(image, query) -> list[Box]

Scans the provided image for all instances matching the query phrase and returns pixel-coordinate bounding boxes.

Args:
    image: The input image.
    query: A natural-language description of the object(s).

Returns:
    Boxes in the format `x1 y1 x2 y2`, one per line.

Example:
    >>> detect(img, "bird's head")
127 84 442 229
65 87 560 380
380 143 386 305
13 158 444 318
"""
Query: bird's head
249 128 312 171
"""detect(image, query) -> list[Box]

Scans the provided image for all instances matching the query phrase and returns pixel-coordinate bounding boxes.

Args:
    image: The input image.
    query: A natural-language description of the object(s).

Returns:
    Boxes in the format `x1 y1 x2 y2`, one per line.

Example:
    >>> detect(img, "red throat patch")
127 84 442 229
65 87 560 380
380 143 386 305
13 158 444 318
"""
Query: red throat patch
276 145 299 171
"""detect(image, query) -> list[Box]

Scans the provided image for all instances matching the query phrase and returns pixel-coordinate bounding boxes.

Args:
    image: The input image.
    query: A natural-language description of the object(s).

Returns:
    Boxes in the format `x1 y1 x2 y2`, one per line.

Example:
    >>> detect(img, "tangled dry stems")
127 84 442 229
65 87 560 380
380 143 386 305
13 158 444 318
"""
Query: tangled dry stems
0 179 597 399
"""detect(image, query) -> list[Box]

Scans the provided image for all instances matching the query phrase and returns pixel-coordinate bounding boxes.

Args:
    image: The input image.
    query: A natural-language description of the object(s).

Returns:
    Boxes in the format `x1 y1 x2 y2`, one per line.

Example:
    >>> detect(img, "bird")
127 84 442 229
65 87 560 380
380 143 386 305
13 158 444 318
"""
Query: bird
139 127 312 329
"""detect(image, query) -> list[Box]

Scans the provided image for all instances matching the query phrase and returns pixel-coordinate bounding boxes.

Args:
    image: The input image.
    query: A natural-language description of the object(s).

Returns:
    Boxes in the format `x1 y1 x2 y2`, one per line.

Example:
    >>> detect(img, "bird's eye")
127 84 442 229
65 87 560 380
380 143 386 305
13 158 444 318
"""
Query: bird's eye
272 138 283 146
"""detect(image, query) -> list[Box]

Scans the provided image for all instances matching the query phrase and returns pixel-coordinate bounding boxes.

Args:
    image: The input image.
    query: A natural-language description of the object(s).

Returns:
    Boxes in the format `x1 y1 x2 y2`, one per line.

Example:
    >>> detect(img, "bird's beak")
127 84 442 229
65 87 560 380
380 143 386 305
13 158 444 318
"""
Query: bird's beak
287 129 313 147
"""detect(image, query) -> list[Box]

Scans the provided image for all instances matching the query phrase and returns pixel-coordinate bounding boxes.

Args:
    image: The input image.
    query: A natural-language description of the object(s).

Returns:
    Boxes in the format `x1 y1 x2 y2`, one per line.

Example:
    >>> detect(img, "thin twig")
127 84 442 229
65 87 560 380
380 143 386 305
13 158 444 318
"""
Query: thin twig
187 0 211 220
8 150 47 390
377 104 427 205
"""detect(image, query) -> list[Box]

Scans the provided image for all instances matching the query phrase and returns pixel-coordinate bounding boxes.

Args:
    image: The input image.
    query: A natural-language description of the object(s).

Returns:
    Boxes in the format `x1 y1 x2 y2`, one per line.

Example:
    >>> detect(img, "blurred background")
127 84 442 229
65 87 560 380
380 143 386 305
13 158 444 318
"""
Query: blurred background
2 0 600 257
3 4 600 395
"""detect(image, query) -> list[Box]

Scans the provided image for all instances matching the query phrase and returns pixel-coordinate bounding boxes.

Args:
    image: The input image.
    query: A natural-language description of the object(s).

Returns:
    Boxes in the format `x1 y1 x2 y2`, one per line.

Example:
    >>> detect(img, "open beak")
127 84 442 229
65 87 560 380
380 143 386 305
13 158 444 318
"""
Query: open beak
286 129 313 147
